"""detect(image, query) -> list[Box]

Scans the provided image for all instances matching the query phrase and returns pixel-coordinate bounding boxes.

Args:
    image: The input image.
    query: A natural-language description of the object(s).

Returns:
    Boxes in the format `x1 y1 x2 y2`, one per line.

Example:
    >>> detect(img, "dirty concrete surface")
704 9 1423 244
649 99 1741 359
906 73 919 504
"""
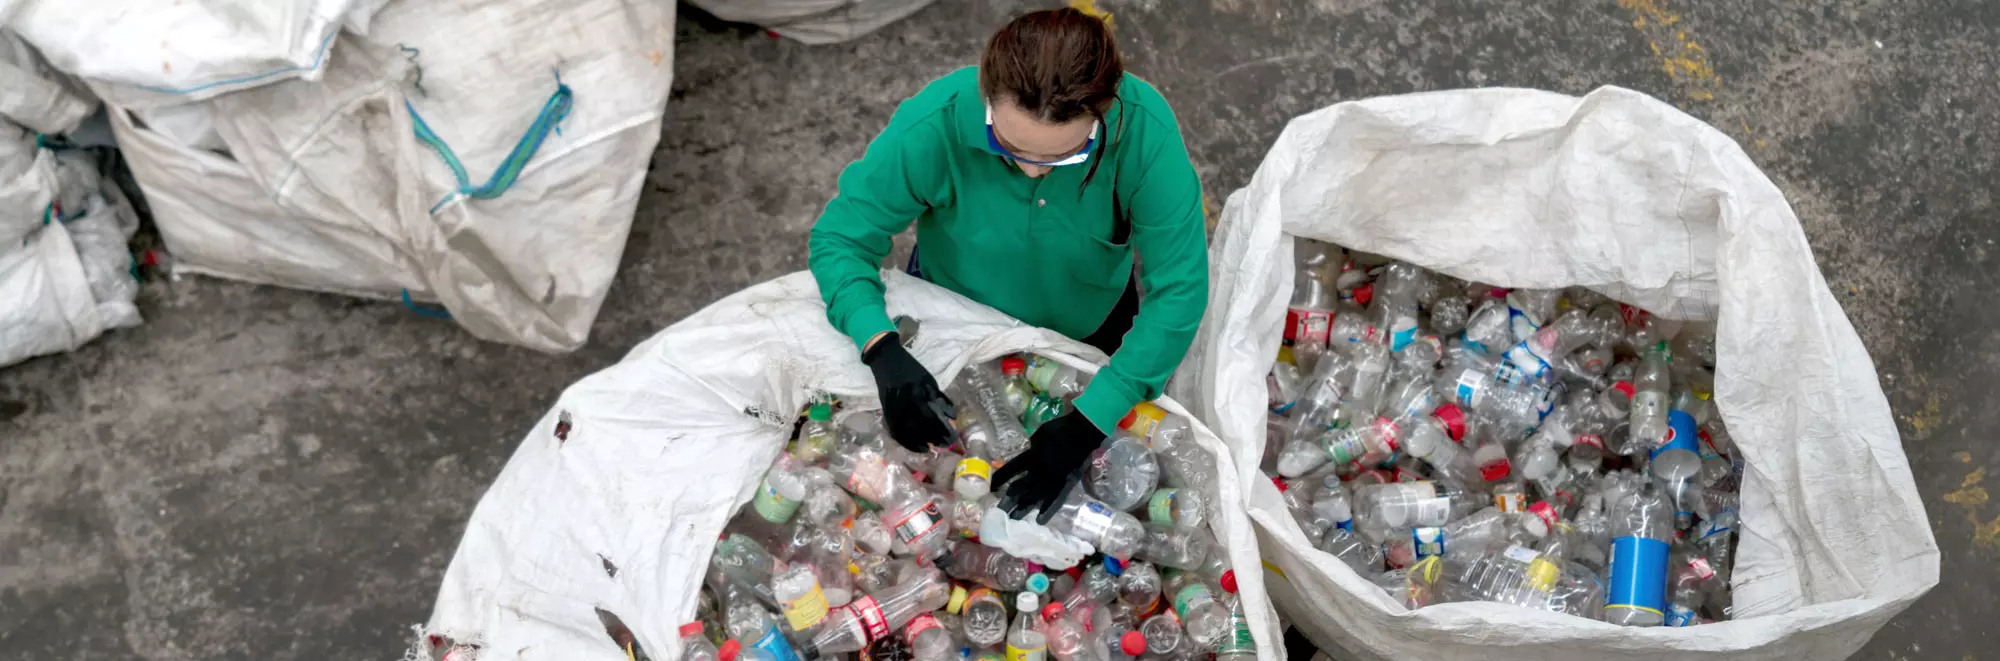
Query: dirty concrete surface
1 0 1992 658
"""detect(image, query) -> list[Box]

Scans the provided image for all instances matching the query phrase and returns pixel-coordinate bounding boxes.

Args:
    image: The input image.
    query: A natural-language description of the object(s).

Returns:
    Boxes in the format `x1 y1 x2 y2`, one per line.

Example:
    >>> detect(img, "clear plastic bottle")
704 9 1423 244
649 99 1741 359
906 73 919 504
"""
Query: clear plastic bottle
905 613 960 661
961 587 1010 648
681 622 722 661
811 568 952 655
1046 481 1148 560
1164 570 1229 650
712 534 781 608
1145 488 1207 530
945 542 1040 591
1398 408 1479 486
1353 481 1457 535
1308 478 1352 533
1087 434 1161 512
1039 602 1095 661
1277 415 1399 478
1449 544 1564 609
999 356 1036 417
1006 592 1049 661
1215 589 1257 661
969 361 1033 461
1138 610 1185 657
1604 483 1673 626
1137 523 1213 571
726 593 802 661
1626 342 1673 454
1283 349 1358 444
881 484 950 564
1348 341 1393 416
1117 561 1163 613
1285 239 1345 373
773 561 830 634
1026 354 1088 400
1460 298 1514 355
1504 309 1613 383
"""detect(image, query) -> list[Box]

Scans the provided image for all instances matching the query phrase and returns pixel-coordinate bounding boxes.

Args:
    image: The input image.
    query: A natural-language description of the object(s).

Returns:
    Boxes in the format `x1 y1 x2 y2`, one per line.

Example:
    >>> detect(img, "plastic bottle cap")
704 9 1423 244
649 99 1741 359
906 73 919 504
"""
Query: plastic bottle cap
1026 561 1045 574
1026 573 1051 594
1002 356 1027 375
1431 404 1467 441
1352 282 1374 305
808 402 831 421
1219 570 1238 594
1120 631 1148 656
1613 381 1636 398
1016 591 1039 612
1043 603 1065 619
1271 476 1288 492
719 640 741 661
679 622 704 637
946 585 969 614
1525 558 1562 592
1103 555 1125 577
1479 461 1511 482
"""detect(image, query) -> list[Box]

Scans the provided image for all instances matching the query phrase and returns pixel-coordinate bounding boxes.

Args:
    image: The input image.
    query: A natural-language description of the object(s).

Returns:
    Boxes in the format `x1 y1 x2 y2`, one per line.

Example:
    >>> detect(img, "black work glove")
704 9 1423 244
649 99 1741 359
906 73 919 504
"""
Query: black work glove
994 408 1109 524
863 333 956 453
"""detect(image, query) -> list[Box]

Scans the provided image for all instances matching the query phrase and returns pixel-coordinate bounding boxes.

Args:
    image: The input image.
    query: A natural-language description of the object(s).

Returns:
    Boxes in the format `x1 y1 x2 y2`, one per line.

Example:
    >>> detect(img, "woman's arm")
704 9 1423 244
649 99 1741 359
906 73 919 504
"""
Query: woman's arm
808 111 952 351
1070 117 1209 431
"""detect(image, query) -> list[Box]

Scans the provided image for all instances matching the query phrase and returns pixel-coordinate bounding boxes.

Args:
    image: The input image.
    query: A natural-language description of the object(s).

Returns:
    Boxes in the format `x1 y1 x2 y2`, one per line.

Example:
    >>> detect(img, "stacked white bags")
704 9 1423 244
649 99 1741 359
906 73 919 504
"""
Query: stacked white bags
3 0 677 352
686 0 938 44
0 31 140 368
1171 87 1937 660
418 271 1283 661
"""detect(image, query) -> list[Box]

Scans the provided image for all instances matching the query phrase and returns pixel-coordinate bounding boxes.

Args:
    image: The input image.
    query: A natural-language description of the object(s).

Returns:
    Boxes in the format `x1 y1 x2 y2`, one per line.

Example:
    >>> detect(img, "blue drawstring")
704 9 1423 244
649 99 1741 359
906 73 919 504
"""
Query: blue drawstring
407 71 573 213
401 289 453 319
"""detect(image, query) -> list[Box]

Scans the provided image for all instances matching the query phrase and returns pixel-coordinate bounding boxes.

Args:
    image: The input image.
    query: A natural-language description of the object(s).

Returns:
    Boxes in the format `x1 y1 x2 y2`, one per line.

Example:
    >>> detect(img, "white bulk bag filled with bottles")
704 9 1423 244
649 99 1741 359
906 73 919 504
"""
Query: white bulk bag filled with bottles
0 0 371 109
683 0 937 44
106 0 676 352
1169 86 1937 660
417 270 1281 661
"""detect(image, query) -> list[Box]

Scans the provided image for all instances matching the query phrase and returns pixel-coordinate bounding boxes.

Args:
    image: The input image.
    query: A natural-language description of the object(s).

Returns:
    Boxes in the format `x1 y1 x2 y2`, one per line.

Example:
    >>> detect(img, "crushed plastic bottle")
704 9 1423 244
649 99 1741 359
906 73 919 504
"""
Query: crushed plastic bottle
810 569 952 655
1044 488 1146 560
1086 433 1160 512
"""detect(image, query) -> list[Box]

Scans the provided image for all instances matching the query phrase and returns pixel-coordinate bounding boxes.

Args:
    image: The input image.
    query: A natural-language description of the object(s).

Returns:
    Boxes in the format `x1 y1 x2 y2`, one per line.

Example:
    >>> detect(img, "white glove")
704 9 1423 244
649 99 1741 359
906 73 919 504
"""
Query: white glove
978 505 1093 569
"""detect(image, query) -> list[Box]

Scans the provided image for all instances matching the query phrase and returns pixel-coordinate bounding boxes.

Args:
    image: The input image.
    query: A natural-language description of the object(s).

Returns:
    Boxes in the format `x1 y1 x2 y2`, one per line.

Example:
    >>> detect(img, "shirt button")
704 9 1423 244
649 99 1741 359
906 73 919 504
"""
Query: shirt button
1037 199 1047 207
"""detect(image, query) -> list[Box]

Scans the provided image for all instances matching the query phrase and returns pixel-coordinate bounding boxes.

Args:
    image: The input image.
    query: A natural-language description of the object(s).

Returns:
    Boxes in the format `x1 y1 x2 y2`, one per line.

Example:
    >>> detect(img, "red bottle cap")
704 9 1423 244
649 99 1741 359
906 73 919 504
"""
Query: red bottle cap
1613 380 1636 398
1352 282 1375 306
1220 569 1238 594
679 622 704 637
1271 476 1288 492
719 640 740 661
1043 603 1065 619
1121 632 1148 656
1002 356 1027 375
1431 404 1467 441
1479 461 1511 482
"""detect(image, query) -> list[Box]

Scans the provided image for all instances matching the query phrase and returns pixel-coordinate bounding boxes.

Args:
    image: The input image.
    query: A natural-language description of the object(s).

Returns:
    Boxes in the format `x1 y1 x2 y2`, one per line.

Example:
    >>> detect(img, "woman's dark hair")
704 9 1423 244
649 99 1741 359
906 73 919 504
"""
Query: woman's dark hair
979 7 1124 186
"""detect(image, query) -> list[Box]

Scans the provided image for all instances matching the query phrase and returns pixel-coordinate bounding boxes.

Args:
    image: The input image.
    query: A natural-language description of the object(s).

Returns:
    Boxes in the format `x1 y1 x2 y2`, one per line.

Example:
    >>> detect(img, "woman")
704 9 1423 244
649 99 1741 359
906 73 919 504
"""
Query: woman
808 8 1208 523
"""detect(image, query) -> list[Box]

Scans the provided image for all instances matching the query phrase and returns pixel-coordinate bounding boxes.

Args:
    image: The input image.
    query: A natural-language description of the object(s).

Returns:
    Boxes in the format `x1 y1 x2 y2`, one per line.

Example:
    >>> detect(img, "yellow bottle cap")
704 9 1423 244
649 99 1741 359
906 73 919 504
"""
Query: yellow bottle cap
1276 345 1297 365
946 585 968 614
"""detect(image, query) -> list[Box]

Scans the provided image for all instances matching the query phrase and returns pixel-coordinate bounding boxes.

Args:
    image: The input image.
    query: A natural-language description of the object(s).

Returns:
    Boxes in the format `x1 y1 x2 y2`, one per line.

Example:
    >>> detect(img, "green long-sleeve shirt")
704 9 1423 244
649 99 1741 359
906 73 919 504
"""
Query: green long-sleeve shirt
808 66 1208 432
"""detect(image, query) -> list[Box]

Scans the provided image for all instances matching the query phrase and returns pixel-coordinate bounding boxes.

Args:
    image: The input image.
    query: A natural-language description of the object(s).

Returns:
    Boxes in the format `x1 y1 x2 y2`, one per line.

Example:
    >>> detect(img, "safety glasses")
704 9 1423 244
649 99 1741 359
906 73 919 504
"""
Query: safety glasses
986 105 1099 167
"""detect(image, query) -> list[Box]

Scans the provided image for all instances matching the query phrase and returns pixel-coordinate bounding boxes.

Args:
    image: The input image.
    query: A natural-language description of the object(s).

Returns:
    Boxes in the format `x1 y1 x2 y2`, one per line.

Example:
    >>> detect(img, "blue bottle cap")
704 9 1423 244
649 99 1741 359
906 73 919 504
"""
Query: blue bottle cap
1026 572 1051 594
1102 555 1124 576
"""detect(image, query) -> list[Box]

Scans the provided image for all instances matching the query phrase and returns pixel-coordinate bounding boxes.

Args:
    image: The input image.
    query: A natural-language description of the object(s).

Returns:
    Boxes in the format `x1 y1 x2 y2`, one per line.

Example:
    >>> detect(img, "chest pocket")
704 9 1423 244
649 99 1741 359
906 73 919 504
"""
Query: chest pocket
1035 178 1133 292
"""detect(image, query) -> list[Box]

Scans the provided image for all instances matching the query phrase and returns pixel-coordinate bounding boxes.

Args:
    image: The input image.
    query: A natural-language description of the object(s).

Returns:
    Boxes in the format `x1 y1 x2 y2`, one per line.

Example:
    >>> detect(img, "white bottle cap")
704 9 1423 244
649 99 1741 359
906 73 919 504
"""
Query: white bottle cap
1016 591 1039 613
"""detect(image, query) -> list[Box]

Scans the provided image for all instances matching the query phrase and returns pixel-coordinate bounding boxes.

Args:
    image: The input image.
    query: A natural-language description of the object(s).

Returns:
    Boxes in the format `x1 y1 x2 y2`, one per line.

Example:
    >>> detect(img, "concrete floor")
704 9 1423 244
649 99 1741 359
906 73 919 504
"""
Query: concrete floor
1 0 1993 658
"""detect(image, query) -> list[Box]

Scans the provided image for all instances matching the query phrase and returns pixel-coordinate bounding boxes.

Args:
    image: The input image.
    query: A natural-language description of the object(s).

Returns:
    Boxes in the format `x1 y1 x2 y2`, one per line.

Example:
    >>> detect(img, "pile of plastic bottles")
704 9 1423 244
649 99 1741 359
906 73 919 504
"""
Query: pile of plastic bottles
672 354 1257 661
1265 240 1740 628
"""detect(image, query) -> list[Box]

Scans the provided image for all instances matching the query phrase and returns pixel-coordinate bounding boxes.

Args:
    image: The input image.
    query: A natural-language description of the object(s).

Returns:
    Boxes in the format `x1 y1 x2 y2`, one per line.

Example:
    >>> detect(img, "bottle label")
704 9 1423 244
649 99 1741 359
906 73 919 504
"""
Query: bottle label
754 624 803 661
1388 317 1418 352
1322 429 1367 465
1687 556 1716 581
1285 307 1333 345
956 457 993 482
1221 612 1257 654
1501 342 1549 383
1507 304 1542 343
1454 371 1487 408
904 614 941 646
1502 544 1541 565
1651 409 1700 459
1493 491 1526 513
1147 489 1181 525
889 499 944 545
1574 434 1604 450
752 482 804 523
1005 639 1048 661
1411 527 1444 558
1400 388 1438 422
1072 501 1117 544
844 595 891 643
1174 583 1216 618
1120 403 1168 443
1665 604 1699 627
1606 536 1670 616
780 570 829 630
846 453 889 502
